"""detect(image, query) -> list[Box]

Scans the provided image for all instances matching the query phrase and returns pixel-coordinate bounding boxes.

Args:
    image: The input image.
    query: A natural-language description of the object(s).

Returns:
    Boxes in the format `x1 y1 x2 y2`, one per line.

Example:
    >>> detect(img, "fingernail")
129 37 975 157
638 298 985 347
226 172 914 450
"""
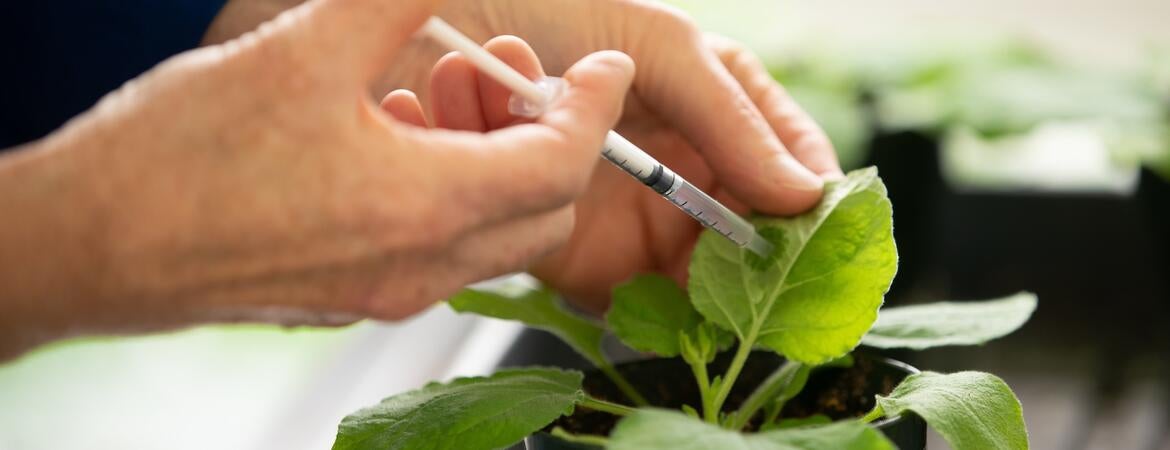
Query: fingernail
820 169 846 181
775 155 824 191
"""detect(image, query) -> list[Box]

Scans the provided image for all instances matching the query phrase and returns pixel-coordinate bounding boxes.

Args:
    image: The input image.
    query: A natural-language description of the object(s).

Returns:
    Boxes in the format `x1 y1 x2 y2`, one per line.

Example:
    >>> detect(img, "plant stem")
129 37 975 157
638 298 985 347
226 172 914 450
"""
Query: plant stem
727 361 804 430
687 357 716 423
710 335 755 418
551 427 610 446
761 397 786 426
599 364 649 406
580 396 638 416
859 407 885 424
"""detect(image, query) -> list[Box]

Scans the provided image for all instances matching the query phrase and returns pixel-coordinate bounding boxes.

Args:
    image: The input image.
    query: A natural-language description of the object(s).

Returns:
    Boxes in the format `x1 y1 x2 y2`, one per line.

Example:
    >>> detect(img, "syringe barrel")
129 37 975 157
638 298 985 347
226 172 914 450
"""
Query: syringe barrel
666 181 774 256
507 77 774 257
600 131 663 186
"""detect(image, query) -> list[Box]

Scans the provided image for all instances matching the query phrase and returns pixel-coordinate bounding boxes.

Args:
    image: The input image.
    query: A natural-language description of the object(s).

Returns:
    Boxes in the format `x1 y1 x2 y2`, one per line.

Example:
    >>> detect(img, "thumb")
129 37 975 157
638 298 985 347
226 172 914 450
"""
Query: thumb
281 0 444 82
408 51 636 224
539 50 637 149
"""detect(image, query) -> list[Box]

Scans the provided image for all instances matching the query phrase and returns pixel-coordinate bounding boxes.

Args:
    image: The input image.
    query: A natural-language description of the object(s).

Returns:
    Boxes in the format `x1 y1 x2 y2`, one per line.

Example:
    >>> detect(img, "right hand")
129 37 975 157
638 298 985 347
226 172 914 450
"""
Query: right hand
0 0 633 350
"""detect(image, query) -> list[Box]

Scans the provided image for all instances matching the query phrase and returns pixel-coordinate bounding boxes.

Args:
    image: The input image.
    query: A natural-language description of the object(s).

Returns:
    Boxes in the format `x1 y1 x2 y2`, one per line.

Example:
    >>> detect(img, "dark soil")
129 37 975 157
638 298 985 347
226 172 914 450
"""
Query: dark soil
550 351 903 436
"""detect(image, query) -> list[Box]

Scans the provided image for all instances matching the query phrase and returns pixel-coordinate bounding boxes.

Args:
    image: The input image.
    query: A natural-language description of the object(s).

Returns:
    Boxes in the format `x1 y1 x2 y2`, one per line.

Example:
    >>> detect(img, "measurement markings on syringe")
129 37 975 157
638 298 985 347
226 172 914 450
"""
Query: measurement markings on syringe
673 197 748 244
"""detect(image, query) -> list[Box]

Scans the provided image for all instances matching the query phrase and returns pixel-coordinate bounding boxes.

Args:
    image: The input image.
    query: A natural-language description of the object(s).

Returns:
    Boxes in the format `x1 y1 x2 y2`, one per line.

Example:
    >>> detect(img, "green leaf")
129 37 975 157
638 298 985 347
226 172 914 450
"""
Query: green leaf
680 321 733 366
332 368 584 450
872 371 1028 450
607 274 702 356
767 414 832 431
689 167 897 364
609 409 894 450
760 363 814 428
862 292 1037 349
449 285 606 364
825 354 856 368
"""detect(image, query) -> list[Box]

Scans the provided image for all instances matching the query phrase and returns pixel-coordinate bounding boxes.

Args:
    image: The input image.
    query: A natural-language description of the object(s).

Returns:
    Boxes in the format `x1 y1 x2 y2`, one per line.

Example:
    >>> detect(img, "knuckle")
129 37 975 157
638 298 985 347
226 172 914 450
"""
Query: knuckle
703 32 738 54
724 43 766 78
587 51 636 88
647 5 702 41
758 81 796 113
796 128 837 156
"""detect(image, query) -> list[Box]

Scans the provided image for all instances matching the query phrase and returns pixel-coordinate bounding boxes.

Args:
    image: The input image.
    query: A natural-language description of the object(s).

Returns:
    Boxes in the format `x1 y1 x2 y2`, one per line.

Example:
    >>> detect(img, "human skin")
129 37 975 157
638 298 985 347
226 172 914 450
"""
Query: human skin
204 0 842 311
0 0 634 359
0 0 841 360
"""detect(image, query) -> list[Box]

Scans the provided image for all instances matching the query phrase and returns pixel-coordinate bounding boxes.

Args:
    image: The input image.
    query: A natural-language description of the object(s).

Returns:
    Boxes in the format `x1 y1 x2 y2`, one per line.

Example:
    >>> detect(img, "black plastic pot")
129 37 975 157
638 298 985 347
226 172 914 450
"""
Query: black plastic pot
860 130 1170 354
864 130 946 301
1138 167 1170 273
522 351 926 450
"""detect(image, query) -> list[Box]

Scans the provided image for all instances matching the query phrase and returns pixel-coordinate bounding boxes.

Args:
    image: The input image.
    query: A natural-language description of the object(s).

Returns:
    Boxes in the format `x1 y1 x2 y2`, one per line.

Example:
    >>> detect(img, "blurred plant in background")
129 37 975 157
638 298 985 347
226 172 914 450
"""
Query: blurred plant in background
665 0 1170 191
767 37 1170 189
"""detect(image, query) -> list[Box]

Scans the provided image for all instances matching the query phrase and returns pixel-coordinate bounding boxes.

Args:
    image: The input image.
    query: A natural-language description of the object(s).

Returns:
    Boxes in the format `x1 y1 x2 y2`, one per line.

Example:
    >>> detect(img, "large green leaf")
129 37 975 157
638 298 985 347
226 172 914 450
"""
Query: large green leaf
688 167 897 364
448 285 606 364
862 292 1037 349
609 409 894 450
872 371 1028 450
332 368 583 450
607 274 703 356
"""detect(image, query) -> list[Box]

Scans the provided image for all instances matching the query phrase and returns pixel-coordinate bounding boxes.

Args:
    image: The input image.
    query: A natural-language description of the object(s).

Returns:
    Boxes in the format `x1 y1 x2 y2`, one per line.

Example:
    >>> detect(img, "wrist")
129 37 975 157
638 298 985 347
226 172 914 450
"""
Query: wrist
0 131 116 358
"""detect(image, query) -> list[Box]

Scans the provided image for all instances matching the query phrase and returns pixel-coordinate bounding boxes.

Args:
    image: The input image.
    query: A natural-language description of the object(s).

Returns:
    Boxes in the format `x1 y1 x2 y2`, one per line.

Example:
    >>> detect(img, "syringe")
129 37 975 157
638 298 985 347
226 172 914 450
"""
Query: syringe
420 17 774 257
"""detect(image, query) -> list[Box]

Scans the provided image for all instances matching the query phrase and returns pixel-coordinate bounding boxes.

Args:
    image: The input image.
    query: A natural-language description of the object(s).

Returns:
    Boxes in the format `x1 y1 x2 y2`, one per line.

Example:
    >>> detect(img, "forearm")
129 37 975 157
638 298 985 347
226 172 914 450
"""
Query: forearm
0 133 111 359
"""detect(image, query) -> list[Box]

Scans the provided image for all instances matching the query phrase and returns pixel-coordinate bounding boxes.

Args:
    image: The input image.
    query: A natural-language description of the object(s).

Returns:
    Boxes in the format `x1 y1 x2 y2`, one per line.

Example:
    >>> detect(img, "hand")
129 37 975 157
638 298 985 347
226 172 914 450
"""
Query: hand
411 1 841 312
204 0 840 312
0 0 634 357
381 30 836 313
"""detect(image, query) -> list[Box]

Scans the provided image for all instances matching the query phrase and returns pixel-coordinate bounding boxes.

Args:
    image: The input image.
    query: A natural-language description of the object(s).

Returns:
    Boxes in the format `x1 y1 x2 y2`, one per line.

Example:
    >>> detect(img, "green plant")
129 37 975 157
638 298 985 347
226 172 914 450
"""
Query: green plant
768 37 1170 184
332 168 1035 450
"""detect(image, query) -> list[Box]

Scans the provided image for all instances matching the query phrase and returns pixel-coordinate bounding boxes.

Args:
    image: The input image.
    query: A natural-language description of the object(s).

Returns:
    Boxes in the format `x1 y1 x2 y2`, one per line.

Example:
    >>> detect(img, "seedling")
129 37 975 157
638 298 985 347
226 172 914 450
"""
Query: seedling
332 168 1035 450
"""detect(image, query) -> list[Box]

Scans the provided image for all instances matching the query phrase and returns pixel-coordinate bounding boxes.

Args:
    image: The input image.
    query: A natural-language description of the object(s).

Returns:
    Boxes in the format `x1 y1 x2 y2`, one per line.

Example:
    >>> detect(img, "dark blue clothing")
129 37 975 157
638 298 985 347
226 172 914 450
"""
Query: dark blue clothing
0 1 229 149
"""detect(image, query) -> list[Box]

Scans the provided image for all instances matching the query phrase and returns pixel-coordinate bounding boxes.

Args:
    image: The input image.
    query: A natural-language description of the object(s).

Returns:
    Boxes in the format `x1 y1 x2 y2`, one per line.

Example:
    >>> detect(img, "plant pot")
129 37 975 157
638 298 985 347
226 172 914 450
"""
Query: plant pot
864 130 946 301
864 131 1169 352
1138 167 1170 272
523 351 926 450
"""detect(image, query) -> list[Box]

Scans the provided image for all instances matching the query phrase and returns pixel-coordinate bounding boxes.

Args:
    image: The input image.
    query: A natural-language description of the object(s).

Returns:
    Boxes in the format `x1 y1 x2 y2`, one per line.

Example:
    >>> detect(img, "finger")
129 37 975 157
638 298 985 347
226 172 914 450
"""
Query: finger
450 206 576 284
635 30 823 215
708 35 843 180
360 206 576 320
429 52 487 131
538 51 633 156
285 0 445 82
477 35 546 129
380 89 429 127
405 50 634 226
